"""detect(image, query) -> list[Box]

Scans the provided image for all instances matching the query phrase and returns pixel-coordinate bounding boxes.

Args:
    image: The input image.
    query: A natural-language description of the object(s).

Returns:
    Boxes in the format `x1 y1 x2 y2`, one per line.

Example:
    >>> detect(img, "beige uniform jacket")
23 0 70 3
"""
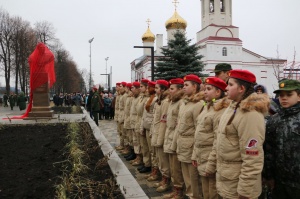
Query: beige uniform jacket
191 98 230 176
151 94 170 147
114 94 120 122
176 92 204 163
141 95 157 131
117 92 128 124
124 92 133 129
215 93 269 199
135 93 149 134
130 94 140 130
163 90 184 154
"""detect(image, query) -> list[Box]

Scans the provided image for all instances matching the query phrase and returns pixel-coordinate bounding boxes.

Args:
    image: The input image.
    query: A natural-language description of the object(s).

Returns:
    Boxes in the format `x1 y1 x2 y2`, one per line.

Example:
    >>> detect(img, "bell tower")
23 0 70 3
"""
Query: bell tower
201 0 232 29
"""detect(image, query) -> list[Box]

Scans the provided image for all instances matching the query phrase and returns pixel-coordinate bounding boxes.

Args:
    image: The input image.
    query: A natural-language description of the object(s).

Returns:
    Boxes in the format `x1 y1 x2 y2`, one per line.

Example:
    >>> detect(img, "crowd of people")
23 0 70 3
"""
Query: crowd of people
2 92 27 111
86 63 299 199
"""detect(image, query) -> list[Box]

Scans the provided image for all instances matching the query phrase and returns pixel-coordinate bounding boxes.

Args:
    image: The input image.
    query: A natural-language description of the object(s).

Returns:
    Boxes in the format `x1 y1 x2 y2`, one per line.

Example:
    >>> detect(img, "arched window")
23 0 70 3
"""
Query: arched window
209 0 214 13
220 0 225 12
222 47 227 56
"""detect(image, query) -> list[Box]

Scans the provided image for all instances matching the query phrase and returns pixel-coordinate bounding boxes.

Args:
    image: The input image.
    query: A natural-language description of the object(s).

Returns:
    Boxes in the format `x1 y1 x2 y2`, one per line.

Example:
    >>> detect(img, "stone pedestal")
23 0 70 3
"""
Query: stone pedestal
27 74 54 119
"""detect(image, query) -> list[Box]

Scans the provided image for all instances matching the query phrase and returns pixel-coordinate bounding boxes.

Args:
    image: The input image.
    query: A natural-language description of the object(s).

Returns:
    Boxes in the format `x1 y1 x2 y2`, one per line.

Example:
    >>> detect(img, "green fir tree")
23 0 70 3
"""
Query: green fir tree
155 30 206 80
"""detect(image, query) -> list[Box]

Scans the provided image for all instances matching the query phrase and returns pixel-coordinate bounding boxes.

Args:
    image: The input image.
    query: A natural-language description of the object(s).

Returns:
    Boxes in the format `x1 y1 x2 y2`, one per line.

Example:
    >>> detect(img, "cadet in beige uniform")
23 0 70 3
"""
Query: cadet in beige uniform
192 77 228 199
126 81 141 162
135 79 150 169
175 74 204 199
121 83 133 156
116 82 128 151
140 81 157 176
215 70 269 199
163 78 185 199
114 83 122 149
151 80 170 192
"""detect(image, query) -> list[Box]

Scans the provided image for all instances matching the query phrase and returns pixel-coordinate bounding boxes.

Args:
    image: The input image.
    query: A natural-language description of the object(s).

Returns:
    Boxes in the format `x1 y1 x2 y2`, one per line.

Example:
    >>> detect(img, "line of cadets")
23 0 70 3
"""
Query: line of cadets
112 70 297 199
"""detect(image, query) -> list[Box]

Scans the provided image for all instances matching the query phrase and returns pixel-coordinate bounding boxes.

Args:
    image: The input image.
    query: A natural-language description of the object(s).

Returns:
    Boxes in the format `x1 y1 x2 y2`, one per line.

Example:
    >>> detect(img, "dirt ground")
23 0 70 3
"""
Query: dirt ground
0 123 123 199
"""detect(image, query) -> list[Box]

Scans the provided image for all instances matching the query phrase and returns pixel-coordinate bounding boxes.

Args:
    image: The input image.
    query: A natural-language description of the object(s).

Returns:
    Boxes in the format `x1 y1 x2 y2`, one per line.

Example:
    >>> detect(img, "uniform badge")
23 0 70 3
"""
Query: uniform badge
160 114 167 123
280 83 285 88
246 138 258 149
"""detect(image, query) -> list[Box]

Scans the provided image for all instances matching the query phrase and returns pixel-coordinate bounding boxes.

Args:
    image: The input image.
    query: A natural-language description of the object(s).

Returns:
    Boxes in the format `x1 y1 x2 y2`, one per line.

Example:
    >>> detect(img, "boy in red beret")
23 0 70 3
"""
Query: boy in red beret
175 74 204 198
192 77 229 199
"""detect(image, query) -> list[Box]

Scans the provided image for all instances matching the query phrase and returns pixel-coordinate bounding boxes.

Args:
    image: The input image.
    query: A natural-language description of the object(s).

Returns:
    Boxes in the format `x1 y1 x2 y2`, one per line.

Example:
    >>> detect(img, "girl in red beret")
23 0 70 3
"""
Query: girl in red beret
151 80 171 192
175 74 205 199
163 78 185 198
215 69 269 199
192 77 230 199
115 82 127 151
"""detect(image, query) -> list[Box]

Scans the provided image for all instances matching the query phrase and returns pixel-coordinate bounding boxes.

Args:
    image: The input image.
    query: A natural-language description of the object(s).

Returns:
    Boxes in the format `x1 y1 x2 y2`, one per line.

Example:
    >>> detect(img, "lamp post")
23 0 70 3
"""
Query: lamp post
105 57 109 89
133 46 154 81
88 37 94 89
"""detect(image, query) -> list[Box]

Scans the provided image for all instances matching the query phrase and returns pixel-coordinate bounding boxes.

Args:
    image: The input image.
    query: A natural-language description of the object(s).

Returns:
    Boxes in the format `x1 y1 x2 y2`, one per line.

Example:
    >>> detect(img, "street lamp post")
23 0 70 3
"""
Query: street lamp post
105 57 109 89
88 37 94 89
133 46 154 81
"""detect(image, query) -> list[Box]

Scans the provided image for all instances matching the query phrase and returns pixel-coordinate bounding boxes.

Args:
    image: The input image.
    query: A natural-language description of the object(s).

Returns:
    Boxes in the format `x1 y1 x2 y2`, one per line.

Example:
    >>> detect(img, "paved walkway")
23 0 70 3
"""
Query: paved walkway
99 119 172 199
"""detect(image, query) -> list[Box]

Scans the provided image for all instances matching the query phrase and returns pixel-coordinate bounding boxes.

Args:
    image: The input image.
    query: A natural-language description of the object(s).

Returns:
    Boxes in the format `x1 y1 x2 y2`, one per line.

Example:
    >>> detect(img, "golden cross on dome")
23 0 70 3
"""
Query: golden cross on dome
146 18 151 27
172 0 179 10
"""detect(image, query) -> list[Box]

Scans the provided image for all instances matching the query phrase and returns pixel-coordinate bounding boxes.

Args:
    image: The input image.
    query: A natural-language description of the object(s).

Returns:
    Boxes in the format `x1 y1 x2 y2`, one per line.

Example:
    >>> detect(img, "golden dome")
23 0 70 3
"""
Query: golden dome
165 11 187 30
142 27 155 42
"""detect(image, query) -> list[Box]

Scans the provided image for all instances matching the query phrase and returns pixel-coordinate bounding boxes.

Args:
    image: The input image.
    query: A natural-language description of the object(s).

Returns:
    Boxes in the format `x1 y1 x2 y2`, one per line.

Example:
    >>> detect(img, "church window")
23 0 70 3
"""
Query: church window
220 0 225 12
209 0 214 13
222 47 227 56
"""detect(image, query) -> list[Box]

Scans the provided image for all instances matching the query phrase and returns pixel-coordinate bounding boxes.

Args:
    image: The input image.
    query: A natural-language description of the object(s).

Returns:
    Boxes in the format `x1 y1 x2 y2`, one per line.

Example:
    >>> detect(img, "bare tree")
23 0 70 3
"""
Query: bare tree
0 9 14 94
271 46 285 82
34 21 57 48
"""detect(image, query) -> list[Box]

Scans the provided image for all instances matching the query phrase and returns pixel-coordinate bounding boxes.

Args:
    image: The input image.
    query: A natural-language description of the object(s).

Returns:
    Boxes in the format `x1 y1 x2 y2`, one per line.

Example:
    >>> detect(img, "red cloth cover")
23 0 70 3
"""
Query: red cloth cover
12 43 56 119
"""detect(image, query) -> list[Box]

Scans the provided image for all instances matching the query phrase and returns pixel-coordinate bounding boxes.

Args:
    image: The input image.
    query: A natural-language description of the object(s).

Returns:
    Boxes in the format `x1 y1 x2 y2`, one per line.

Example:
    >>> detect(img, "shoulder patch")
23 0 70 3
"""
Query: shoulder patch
246 138 258 149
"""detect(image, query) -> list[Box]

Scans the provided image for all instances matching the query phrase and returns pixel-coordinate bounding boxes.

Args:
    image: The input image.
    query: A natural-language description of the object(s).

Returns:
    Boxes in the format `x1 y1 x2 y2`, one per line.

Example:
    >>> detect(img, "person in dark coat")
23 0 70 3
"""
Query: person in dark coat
91 87 101 126
17 91 27 111
3 93 8 107
103 93 112 120
8 93 15 110
86 90 94 119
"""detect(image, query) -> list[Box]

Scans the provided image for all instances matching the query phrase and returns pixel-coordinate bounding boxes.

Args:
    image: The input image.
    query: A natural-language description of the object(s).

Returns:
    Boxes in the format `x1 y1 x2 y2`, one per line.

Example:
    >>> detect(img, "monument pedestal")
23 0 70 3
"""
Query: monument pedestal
26 77 54 119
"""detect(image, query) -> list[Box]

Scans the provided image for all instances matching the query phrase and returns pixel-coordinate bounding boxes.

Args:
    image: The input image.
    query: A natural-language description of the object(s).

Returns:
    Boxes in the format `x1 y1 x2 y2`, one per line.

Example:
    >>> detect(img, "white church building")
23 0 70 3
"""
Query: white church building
131 0 287 96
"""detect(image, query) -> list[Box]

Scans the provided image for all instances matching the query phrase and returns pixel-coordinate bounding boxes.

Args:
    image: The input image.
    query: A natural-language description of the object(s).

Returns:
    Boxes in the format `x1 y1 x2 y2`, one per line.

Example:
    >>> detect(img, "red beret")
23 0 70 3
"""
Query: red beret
92 85 98 90
148 81 156 88
156 79 169 88
183 74 202 84
205 77 227 91
126 83 132 88
133 81 140 87
121 82 127 87
116 82 121 86
229 69 256 84
141 79 149 84
169 78 184 85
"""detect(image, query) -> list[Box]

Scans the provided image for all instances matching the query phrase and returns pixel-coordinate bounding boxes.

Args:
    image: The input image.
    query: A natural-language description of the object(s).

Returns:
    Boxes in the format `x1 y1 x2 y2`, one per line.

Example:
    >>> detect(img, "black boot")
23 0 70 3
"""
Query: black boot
137 165 145 171
139 166 151 173
126 153 136 161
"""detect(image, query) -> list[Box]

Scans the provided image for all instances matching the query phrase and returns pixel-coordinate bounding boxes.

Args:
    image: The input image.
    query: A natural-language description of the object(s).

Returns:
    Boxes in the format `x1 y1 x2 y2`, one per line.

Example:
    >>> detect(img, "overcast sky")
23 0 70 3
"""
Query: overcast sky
1 0 299 87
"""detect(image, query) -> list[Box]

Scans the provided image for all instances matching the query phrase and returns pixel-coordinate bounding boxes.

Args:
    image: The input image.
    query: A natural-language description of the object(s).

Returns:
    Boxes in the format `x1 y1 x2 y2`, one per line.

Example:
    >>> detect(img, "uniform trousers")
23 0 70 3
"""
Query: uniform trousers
141 129 151 167
181 162 203 199
132 129 142 154
168 153 184 187
124 129 132 146
201 175 217 199
117 122 124 147
156 147 170 177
